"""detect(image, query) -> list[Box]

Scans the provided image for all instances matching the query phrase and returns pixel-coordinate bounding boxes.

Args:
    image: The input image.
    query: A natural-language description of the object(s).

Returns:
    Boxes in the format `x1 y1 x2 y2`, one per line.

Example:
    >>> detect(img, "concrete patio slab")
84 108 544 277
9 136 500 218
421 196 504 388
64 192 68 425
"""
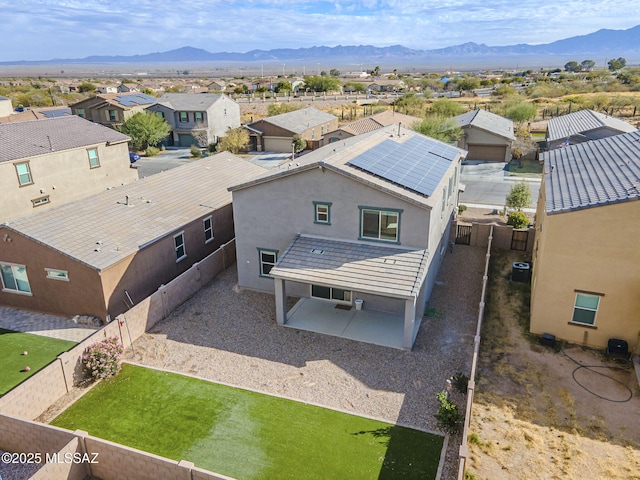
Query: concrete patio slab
0 307 98 343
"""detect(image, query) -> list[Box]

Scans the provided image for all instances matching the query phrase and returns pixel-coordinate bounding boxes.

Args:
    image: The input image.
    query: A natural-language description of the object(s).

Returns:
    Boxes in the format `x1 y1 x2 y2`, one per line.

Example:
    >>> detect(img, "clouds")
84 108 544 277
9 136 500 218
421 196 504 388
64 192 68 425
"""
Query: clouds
2 0 639 61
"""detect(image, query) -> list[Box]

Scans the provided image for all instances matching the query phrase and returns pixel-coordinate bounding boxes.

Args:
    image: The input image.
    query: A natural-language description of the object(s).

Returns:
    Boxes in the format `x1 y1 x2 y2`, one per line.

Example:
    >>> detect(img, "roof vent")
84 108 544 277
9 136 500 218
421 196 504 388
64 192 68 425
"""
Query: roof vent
310 248 325 254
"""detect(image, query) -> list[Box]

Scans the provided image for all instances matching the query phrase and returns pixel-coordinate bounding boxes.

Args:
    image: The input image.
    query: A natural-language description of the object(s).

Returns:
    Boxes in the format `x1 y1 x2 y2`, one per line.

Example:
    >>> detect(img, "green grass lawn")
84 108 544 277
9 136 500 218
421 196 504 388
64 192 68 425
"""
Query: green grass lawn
0 328 77 396
52 364 444 479
507 159 543 175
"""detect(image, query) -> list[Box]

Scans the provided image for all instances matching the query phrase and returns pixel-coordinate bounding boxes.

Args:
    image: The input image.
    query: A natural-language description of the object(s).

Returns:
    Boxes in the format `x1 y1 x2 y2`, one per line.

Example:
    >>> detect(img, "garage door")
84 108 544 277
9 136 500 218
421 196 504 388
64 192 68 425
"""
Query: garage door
264 137 294 153
467 145 507 162
178 133 197 148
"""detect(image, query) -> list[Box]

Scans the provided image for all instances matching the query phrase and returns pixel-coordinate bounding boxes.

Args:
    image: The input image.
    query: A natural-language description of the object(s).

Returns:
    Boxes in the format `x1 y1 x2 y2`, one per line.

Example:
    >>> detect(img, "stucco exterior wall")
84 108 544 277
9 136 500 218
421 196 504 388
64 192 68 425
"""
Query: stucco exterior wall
530 200 640 350
0 97 13 117
460 127 512 161
0 226 107 318
207 96 241 139
1 142 137 222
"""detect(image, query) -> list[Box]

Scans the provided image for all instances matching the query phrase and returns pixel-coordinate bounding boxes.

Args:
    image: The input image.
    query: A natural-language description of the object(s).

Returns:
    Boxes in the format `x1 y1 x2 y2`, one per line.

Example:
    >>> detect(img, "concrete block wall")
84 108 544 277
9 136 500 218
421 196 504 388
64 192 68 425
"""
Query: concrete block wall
0 414 74 454
30 436 88 480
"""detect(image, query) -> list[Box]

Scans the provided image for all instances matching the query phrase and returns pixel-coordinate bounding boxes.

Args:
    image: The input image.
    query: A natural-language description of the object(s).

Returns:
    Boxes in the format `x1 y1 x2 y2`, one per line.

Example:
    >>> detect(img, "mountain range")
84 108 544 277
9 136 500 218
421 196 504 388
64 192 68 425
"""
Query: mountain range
4 25 640 67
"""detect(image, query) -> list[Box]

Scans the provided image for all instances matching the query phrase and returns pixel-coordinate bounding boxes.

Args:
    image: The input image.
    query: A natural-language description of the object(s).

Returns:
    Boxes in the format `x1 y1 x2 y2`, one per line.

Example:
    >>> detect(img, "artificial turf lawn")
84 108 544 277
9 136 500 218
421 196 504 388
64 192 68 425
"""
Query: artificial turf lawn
52 364 444 479
0 328 77 396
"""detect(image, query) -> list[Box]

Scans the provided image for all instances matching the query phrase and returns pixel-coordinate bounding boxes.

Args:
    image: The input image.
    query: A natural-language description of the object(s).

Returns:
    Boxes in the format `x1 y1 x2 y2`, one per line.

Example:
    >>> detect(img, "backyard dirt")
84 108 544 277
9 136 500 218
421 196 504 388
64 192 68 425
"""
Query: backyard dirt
466 251 640 480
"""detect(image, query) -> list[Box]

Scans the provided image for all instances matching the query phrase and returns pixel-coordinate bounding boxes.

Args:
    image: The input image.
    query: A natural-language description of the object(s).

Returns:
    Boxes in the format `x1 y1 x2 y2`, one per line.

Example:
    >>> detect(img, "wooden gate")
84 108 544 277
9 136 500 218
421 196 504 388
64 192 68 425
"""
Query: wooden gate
511 230 528 251
456 225 472 245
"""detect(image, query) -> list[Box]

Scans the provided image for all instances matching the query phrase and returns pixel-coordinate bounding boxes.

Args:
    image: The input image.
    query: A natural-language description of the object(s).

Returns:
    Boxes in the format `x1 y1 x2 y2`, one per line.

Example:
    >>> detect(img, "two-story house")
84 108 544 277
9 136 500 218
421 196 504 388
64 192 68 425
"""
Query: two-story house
145 93 241 148
0 116 138 222
229 125 466 349
0 153 267 321
70 93 157 128
245 107 339 152
530 131 640 351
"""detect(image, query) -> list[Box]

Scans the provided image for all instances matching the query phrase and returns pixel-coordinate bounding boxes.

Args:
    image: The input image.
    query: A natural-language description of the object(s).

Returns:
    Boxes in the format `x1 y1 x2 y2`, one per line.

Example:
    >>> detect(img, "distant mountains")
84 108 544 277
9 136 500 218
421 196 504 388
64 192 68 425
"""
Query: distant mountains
4 25 640 67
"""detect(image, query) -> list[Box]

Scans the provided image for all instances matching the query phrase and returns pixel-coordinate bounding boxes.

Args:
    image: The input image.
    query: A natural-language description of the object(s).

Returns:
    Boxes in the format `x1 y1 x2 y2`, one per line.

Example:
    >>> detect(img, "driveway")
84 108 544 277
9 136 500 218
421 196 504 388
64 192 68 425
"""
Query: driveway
135 148 198 178
130 243 487 479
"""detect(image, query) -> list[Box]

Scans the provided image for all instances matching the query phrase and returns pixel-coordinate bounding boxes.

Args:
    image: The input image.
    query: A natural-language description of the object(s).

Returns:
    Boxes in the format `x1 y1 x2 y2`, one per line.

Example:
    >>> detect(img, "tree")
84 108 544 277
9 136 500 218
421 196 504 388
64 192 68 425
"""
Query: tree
217 127 249 154
456 77 480 92
78 82 96 93
268 102 302 116
274 81 292 93
429 97 463 117
507 211 530 228
505 181 532 211
411 115 463 143
292 134 306 153
580 59 596 71
329 69 341 77
343 82 366 93
394 92 426 116
608 57 627 71
504 102 538 126
564 61 580 72
303 75 341 93
370 66 381 78
119 112 171 151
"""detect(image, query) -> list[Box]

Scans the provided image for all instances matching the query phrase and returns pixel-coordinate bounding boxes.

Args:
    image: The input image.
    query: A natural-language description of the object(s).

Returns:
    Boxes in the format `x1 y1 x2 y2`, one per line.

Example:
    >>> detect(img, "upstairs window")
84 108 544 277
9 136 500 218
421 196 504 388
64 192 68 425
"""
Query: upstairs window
360 208 400 242
87 148 100 168
15 162 33 186
313 202 331 225
179 112 188 123
174 232 187 262
108 109 117 122
76 108 85 118
1 263 31 294
155 111 164 119
258 249 277 277
195 111 204 123
45 268 69 281
203 216 214 244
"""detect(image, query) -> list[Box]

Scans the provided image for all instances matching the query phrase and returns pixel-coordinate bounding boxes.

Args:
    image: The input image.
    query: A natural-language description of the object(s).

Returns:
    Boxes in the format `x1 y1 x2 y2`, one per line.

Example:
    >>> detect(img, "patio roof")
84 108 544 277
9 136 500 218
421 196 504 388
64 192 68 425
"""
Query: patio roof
269 234 429 299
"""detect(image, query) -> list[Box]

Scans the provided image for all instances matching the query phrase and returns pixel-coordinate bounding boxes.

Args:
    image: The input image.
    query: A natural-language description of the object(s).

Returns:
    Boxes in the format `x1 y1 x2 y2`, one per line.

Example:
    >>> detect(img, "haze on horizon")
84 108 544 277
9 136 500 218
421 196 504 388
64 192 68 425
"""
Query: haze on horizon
2 0 640 63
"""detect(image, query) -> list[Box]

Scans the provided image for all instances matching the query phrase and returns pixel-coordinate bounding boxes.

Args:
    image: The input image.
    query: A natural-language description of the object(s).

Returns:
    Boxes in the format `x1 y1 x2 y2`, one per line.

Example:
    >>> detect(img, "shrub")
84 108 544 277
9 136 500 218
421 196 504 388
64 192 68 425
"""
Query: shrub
435 390 463 434
190 144 203 158
451 372 469 393
507 210 530 229
458 204 467 215
145 146 160 157
82 337 123 380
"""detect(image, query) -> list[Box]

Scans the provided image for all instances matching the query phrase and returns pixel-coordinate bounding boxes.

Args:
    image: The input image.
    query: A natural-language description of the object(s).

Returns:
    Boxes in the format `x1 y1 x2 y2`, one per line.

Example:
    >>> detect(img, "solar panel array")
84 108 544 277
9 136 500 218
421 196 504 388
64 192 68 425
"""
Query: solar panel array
347 136 459 197
115 94 156 107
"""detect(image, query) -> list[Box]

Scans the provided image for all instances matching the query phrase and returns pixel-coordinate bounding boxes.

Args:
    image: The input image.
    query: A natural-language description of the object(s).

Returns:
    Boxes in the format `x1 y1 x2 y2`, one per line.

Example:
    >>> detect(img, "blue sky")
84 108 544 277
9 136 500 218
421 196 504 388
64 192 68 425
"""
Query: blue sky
2 0 640 61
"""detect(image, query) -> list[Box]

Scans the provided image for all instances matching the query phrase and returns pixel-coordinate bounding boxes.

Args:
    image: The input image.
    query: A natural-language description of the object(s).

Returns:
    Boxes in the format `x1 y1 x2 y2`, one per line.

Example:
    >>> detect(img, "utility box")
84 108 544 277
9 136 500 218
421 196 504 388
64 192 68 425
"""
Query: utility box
512 262 530 283
540 333 556 347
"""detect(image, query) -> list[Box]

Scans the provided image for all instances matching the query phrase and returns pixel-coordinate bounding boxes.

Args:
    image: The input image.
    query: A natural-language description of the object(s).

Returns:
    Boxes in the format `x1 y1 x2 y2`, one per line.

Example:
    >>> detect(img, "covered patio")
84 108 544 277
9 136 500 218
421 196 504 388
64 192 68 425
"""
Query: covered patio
269 234 430 349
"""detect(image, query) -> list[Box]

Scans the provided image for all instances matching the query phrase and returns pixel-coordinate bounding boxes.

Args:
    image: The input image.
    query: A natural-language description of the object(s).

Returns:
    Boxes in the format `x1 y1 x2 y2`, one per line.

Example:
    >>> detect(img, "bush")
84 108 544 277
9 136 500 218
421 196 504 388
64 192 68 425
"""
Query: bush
507 210 530 229
435 390 463 434
451 372 469 393
145 146 160 157
82 337 123 380
458 204 467 215
207 142 217 153
190 144 203 158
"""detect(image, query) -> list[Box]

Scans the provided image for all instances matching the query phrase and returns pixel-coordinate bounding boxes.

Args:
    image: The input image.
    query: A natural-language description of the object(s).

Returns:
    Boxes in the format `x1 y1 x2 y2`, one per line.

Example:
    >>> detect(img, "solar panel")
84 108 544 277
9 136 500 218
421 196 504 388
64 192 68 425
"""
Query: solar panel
115 94 156 107
347 136 458 197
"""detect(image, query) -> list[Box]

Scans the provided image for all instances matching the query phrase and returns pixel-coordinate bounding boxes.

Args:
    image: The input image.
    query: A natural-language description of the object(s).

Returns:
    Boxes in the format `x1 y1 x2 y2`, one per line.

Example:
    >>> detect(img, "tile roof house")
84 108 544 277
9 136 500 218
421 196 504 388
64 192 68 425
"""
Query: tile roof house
0 116 138 222
323 110 422 144
145 93 241 148
245 107 339 152
0 153 267 321
530 131 640 351
368 79 406 93
545 109 637 150
229 125 466 349
70 93 157 128
453 109 515 162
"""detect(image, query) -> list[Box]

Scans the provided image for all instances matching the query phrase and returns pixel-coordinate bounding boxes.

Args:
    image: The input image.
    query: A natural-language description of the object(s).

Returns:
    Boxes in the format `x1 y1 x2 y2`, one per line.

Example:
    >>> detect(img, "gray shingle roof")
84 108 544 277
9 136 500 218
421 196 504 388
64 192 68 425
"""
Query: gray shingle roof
453 109 515 140
5 153 267 270
153 93 229 111
0 116 130 163
270 234 429 298
251 107 337 134
546 109 637 142
230 125 466 209
541 130 640 214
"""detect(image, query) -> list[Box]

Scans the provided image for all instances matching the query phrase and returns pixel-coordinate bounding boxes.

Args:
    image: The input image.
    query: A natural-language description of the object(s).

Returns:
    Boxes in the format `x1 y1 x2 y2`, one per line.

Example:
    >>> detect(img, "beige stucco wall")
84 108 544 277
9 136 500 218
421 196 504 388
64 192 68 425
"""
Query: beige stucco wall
530 198 640 351
1 142 137 222
0 97 13 117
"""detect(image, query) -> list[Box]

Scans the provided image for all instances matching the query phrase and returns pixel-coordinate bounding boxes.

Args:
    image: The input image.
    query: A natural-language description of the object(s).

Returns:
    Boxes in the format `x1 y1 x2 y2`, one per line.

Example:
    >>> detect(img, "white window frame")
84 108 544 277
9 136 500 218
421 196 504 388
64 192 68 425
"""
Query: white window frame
258 249 277 277
45 268 69 281
87 148 100 168
203 216 214 244
32 196 50 207
15 162 33 186
174 231 187 262
571 292 601 326
310 284 352 305
1 262 32 295
313 202 331 225
359 208 400 243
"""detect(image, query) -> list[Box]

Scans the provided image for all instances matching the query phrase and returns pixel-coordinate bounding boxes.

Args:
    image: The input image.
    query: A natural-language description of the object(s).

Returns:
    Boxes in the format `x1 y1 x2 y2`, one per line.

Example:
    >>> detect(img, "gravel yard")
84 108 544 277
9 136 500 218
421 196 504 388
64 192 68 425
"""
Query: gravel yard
130 245 486 479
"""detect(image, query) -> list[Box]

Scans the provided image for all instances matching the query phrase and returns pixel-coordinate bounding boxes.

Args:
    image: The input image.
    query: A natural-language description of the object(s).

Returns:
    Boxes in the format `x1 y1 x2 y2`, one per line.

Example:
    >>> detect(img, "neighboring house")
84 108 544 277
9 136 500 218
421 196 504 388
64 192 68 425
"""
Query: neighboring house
229 125 466 349
0 153 267 321
0 110 46 123
207 80 226 92
323 110 421 144
70 93 157 128
246 107 338 152
118 83 140 93
453 109 515 162
530 131 640 351
545 109 637 150
0 96 12 117
96 85 118 94
145 93 241 148
369 80 406 93
0 116 138 222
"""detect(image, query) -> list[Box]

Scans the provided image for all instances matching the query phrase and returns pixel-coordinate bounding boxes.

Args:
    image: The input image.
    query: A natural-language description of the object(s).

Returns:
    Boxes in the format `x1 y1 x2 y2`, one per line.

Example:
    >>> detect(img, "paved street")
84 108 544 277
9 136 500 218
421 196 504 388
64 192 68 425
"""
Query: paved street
135 148 198 178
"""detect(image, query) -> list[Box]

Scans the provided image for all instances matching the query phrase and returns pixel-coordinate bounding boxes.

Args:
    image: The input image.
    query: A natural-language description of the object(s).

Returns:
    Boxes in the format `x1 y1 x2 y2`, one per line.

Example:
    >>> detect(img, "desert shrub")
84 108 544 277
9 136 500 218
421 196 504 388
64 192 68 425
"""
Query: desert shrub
145 146 160 157
190 144 203 158
507 211 530 229
435 390 463 434
82 336 123 380
458 204 468 214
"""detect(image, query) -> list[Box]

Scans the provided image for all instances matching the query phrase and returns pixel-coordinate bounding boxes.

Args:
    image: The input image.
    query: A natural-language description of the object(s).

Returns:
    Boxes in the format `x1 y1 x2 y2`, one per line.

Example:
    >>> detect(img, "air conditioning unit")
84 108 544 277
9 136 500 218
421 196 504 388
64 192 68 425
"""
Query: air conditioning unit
511 262 530 283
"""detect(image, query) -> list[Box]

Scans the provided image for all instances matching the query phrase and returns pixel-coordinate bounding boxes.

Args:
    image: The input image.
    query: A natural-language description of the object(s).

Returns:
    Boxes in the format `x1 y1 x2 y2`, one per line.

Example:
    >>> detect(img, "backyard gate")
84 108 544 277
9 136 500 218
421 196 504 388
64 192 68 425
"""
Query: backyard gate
455 225 472 245
511 230 528 251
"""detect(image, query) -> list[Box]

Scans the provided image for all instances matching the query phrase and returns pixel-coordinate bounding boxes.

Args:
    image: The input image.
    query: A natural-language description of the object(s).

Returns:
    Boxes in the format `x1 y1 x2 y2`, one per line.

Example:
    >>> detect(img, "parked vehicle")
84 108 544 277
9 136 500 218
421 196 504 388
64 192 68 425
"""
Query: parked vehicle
129 152 140 163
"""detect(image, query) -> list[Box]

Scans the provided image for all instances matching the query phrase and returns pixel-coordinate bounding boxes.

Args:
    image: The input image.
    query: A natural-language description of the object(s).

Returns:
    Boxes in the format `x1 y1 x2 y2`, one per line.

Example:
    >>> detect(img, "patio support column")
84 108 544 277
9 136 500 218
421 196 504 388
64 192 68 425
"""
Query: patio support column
403 297 416 349
274 278 287 325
